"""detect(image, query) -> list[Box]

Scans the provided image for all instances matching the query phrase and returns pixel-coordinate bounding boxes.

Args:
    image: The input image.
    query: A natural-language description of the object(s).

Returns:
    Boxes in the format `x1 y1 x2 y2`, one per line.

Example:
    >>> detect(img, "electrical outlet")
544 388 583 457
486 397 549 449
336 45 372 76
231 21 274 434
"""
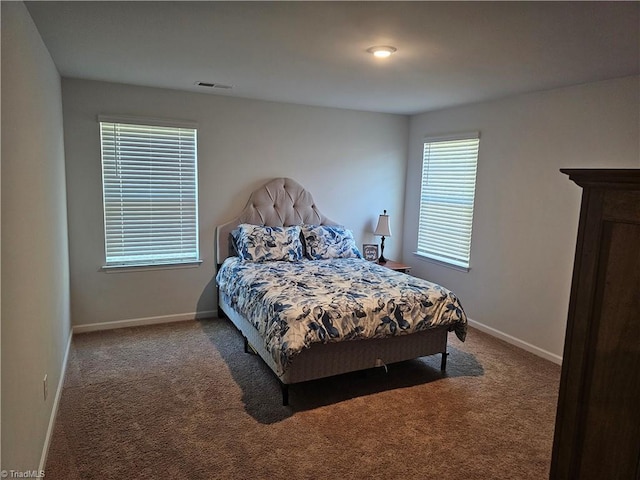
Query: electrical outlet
43 374 48 401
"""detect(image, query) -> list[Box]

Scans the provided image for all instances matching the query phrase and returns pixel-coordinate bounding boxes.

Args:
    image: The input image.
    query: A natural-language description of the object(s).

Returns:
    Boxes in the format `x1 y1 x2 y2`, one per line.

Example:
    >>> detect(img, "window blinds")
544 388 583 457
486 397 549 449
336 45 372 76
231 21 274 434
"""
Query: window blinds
100 121 199 267
417 135 479 269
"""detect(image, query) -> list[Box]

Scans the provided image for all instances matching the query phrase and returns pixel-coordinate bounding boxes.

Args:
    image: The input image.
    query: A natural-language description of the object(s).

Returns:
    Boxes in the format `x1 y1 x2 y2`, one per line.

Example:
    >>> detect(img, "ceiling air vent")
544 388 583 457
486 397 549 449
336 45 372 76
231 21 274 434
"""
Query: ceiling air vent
195 81 233 90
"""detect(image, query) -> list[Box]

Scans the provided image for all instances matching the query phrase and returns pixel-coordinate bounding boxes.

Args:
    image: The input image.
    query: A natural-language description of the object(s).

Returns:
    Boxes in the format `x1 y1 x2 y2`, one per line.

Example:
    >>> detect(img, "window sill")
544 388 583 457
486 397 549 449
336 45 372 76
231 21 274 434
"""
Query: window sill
412 252 470 273
101 260 203 273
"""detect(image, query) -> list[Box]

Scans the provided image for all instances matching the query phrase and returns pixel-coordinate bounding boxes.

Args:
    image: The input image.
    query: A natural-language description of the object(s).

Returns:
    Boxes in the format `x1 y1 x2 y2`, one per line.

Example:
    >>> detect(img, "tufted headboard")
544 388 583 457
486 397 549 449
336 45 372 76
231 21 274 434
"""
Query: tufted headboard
215 178 338 265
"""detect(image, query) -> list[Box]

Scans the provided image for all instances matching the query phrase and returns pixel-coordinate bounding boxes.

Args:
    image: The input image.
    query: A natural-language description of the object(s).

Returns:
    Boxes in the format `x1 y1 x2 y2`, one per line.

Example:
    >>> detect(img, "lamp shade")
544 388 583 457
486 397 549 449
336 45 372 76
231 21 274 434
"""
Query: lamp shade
374 211 391 237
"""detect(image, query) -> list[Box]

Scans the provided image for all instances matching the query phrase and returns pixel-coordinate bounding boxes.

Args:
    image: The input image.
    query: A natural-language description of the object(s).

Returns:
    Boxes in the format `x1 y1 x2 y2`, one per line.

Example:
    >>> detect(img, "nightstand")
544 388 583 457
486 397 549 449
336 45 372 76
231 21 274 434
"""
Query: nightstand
377 260 411 274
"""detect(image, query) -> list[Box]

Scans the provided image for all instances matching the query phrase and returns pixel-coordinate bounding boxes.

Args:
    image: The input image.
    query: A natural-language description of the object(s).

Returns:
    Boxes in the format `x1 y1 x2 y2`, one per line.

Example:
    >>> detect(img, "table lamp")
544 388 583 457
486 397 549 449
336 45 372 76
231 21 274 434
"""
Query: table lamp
374 210 391 263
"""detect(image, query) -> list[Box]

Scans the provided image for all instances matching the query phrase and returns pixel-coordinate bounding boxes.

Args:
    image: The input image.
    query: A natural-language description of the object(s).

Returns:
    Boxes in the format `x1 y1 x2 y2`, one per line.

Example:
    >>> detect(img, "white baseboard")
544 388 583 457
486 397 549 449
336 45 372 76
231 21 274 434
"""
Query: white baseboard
72 310 217 334
467 318 563 365
39 331 73 472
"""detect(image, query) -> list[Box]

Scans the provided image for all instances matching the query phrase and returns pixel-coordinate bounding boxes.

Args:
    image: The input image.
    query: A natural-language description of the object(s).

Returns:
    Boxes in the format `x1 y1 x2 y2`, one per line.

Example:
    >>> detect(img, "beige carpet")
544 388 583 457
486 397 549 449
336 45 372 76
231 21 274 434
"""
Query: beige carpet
45 319 560 479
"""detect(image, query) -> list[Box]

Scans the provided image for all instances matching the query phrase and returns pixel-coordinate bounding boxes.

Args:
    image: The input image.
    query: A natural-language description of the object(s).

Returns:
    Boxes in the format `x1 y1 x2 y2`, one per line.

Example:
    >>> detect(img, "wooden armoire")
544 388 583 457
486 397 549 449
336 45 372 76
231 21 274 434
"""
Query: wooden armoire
550 169 640 479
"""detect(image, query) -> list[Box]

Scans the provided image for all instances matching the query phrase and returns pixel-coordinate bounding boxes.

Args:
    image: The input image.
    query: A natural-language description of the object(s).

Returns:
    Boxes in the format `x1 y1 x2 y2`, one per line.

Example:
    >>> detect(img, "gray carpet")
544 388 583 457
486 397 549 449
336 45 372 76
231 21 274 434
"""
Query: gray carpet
45 319 560 479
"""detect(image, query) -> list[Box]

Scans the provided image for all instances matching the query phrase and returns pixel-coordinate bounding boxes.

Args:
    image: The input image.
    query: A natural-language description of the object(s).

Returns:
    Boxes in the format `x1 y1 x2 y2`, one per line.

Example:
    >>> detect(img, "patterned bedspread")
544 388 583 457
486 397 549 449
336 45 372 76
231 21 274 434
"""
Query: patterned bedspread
216 257 467 374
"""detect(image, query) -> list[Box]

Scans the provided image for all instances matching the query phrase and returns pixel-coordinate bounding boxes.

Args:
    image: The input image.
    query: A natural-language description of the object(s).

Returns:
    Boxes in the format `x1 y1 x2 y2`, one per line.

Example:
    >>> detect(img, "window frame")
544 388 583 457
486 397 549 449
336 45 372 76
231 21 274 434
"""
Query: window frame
414 132 480 271
99 115 201 270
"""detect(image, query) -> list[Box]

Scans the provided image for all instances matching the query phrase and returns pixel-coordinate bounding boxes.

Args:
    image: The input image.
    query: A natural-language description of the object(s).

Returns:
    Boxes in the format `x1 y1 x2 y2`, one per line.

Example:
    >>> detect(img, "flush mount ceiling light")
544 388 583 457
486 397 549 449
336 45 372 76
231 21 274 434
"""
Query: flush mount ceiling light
366 45 397 58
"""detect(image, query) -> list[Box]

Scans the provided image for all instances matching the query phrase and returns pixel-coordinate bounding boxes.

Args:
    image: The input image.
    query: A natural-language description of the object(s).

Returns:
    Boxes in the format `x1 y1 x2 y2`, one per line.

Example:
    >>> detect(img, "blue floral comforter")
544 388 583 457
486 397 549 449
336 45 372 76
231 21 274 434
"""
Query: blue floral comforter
216 257 467 374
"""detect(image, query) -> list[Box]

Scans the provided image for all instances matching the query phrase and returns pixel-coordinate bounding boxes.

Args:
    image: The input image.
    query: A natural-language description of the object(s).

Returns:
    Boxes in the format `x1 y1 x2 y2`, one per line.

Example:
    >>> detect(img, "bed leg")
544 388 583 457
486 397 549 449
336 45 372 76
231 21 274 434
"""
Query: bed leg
281 384 289 406
243 337 258 355
441 351 448 371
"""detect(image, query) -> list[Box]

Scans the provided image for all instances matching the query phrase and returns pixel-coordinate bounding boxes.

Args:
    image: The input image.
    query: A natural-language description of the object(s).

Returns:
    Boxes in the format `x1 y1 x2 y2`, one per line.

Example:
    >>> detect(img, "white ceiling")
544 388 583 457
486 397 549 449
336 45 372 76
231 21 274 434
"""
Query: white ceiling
26 1 640 115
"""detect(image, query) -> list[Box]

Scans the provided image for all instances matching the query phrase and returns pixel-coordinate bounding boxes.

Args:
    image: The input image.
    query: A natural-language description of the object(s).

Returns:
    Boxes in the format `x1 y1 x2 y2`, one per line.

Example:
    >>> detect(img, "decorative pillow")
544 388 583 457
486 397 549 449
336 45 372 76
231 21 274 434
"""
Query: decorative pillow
233 224 304 262
301 225 363 260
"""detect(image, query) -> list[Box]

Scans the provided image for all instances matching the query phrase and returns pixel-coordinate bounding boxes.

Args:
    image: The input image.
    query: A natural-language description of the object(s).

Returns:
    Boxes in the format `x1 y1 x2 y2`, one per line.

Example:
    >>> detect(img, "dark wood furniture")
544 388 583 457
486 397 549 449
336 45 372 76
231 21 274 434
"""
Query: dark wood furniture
377 259 411 273
550 169 640 480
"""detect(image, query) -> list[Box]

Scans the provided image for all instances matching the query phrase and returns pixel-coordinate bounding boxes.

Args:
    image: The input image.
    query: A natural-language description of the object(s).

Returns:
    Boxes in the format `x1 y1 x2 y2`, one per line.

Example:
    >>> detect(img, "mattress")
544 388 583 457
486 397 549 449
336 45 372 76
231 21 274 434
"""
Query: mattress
216 257 467 375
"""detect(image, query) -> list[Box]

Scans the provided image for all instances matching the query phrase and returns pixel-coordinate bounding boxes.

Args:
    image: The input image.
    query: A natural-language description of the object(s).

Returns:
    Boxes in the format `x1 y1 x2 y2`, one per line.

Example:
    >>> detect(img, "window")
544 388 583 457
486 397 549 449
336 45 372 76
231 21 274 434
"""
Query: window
416 133 479 270
100 118 200 268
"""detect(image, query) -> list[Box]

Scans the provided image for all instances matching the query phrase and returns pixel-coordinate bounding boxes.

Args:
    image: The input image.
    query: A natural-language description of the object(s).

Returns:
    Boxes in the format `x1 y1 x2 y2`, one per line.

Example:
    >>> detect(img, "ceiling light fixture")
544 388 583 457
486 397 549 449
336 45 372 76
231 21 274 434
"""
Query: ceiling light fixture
366 45 397 58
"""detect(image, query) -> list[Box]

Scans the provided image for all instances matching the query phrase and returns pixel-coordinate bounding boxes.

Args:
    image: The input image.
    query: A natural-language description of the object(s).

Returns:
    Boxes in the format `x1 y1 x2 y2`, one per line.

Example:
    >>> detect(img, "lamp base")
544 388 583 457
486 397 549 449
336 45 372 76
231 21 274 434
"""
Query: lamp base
378 236 387 263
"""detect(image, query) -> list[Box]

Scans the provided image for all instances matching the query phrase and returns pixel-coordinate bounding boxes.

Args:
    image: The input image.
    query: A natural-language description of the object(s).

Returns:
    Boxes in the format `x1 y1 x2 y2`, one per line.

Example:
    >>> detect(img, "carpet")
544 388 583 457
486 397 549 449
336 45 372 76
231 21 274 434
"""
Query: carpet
45 319 560 479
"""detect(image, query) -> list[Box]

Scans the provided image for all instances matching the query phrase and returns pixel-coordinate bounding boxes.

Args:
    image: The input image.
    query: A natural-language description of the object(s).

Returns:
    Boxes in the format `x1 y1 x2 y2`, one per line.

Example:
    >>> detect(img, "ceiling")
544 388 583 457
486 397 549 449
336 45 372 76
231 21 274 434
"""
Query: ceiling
26 1 639 115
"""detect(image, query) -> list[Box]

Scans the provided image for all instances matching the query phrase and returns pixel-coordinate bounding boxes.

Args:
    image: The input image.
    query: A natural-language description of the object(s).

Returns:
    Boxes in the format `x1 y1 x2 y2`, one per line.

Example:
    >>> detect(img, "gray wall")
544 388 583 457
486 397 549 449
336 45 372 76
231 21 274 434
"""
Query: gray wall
403 76 640 360
1 2 71 471
62 79 409 326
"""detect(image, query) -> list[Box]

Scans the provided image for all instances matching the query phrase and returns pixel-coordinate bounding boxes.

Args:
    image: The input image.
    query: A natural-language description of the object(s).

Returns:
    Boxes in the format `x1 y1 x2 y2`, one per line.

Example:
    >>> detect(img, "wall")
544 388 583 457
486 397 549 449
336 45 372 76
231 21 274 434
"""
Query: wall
62 79 409 326
403 76 640 361
1 2 71 471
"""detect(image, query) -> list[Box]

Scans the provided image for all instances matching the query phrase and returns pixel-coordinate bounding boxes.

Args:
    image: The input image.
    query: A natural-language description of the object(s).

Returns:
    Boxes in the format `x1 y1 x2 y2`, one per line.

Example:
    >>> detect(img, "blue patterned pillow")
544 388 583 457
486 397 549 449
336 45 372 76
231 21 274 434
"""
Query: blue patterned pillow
302 225 363 260
234 224 304 262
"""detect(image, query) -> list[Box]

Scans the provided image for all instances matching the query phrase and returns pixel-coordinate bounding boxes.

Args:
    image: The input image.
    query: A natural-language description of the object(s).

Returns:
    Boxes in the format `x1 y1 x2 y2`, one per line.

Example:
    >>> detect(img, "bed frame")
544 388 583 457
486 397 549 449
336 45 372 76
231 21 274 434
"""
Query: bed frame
216 177 449 405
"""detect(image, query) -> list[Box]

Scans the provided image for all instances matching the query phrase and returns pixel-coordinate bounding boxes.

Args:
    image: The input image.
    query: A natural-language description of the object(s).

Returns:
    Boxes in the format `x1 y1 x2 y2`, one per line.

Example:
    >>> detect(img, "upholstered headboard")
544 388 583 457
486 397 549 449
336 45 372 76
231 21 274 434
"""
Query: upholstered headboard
215 178 338 265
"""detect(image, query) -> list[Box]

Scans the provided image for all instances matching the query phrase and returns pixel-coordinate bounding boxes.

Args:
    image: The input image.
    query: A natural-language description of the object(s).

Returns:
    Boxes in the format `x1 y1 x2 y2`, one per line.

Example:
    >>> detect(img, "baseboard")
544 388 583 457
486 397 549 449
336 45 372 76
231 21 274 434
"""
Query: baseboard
72 310 217 334
39 331 73 472
467 318 563 365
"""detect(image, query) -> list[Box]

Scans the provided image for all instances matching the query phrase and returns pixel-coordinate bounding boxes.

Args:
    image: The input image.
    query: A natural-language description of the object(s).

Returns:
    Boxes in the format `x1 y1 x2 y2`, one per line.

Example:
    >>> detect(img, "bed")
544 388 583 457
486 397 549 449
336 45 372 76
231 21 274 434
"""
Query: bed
215 177 467 405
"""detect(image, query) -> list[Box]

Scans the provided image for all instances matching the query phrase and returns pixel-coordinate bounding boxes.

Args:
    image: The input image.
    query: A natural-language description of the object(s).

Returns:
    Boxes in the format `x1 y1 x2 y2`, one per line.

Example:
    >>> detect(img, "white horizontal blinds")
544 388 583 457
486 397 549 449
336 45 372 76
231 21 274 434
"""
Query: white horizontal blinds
100 121 199 266
417 135 479 269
